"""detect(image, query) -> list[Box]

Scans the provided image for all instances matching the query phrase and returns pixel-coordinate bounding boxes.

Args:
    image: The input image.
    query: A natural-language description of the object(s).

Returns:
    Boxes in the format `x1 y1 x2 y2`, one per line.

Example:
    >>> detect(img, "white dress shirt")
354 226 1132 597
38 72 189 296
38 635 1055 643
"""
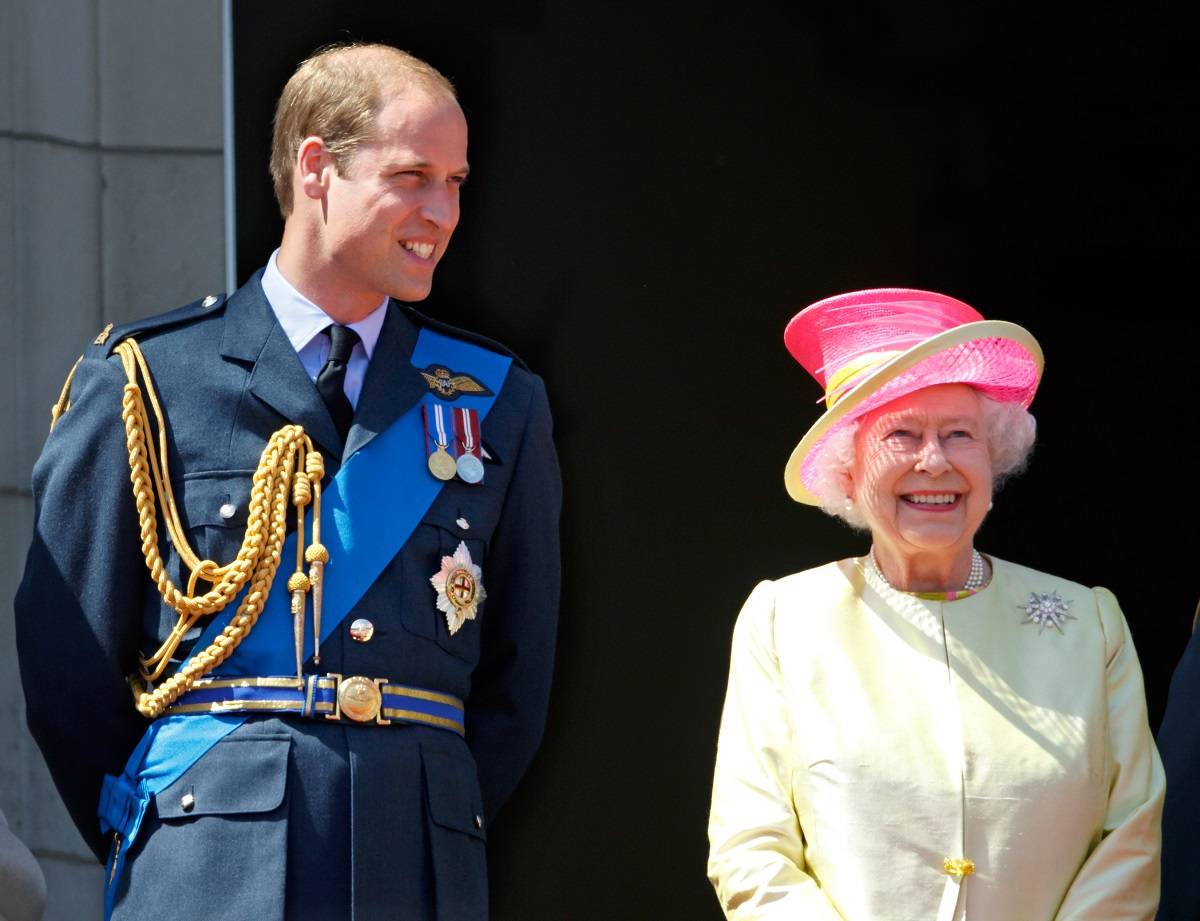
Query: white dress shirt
260 249 388 408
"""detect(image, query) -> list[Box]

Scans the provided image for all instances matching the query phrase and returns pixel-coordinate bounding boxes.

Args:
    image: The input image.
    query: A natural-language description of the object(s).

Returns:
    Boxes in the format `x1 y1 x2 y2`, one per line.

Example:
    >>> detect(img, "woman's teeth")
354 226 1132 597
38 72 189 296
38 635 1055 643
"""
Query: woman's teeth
904 493 958 505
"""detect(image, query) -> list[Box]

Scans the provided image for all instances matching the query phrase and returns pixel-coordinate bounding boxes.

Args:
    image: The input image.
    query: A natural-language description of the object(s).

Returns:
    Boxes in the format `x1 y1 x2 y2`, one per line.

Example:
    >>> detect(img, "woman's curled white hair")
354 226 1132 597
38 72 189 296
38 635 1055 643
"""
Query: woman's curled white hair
809 396 1036 529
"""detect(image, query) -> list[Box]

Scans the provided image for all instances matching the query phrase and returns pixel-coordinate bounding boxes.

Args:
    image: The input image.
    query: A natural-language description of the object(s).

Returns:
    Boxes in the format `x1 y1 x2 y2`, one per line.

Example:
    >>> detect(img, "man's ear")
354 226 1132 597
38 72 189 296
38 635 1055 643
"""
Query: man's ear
297 136 333 202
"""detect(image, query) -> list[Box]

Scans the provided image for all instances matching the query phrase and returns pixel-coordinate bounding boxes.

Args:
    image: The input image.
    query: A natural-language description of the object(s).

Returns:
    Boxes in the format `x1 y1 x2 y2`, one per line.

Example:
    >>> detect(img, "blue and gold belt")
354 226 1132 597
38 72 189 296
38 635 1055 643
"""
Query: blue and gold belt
167 675 465 735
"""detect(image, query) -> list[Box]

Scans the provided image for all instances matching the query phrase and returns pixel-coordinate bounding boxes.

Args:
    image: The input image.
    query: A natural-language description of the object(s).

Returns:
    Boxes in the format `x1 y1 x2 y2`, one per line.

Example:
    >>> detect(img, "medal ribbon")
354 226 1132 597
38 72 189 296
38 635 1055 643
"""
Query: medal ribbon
455 407 481 461
422 401 454 458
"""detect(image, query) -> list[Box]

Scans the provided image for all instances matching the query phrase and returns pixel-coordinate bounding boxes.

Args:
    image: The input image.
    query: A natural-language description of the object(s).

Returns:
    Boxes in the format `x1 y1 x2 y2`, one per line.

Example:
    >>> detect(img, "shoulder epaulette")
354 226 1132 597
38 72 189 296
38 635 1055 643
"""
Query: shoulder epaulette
398 302 531 373
86 293 229 358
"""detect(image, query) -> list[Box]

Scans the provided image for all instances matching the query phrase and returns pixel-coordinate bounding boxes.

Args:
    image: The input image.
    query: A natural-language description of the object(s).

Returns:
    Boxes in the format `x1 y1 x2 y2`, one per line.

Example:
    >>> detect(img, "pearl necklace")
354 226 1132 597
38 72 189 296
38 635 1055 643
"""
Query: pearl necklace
868 547 987 594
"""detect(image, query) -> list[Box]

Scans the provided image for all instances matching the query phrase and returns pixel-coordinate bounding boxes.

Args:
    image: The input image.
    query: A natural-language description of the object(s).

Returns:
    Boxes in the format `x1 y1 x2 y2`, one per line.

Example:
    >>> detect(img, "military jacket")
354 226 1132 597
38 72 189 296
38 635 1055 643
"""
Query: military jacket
15 271 561 920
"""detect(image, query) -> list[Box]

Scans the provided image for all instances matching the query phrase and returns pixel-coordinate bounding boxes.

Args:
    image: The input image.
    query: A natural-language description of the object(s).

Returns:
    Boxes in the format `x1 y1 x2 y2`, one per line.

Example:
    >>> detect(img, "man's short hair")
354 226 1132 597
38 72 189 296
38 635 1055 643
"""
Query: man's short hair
270 42 456 218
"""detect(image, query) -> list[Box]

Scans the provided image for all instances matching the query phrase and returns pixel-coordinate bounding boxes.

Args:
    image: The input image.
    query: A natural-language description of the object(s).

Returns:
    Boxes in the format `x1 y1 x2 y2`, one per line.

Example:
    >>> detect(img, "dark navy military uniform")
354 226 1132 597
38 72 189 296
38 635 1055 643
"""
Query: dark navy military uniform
15 270 561 919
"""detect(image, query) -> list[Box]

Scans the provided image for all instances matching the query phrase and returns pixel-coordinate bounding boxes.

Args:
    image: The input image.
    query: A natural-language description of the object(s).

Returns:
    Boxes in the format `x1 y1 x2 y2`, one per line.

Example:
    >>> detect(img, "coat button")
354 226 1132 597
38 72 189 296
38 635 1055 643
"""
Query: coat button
456 517 470 530
474 814 483 830
942 857 975 880
349 618 375 643
219 503 237 520
180 792 196 813
202 295 218 308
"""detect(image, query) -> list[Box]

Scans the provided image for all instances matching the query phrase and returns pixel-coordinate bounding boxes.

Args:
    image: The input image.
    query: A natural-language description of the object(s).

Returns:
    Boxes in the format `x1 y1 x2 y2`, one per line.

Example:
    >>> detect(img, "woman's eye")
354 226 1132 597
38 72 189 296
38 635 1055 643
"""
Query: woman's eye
947 429 973 439
886 429 914 440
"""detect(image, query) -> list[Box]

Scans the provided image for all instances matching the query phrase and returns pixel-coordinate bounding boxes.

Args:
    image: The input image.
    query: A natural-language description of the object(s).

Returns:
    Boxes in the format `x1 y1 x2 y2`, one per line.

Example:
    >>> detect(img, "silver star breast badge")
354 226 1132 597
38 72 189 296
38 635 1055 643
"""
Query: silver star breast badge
1018 591 1076 634
430 541 487 636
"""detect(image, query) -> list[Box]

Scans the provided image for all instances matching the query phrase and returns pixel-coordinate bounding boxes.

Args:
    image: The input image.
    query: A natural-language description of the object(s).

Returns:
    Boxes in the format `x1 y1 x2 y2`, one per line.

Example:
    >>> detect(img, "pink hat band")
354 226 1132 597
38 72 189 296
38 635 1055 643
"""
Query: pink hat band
782 288 1043 504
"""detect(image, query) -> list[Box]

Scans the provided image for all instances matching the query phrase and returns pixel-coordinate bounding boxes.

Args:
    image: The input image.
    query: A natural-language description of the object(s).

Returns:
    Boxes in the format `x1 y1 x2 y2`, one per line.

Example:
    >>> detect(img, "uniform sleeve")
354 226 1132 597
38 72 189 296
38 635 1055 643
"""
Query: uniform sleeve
1054 587 1164 920
464 374 561 821
1155 599 1200 920
707 581 844 920
14 354 149 864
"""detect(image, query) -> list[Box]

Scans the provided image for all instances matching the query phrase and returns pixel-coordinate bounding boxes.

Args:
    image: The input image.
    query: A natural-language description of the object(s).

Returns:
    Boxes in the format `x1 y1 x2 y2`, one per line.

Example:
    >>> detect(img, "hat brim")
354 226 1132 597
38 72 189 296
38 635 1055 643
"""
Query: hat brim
784 319 1043 504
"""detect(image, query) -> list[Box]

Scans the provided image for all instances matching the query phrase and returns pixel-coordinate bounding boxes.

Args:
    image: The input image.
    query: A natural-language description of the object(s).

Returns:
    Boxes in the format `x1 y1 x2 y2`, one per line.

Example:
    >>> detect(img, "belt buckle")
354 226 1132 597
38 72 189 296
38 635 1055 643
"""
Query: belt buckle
326 674 391 725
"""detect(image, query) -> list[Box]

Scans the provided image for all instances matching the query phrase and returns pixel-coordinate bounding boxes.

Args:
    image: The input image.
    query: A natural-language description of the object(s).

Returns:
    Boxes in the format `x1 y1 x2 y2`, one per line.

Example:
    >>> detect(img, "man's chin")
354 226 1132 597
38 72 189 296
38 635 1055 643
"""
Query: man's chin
390 280 435 303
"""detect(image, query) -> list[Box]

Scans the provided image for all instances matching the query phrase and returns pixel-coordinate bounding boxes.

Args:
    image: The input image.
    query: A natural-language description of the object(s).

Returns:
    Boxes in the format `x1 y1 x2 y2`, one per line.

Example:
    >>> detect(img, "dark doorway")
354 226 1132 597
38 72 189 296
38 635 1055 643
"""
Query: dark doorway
233 3 1196 916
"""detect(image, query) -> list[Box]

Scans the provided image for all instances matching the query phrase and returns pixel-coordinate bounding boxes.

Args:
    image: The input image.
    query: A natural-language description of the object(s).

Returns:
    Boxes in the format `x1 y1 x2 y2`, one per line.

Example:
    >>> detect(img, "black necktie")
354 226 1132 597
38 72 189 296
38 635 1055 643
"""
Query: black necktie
315 324 360 441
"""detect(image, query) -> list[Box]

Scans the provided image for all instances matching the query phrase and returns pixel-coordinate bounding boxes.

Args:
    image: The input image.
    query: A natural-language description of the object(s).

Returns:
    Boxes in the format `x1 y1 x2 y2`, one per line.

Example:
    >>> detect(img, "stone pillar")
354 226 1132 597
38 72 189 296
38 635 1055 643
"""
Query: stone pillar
0 2 224 917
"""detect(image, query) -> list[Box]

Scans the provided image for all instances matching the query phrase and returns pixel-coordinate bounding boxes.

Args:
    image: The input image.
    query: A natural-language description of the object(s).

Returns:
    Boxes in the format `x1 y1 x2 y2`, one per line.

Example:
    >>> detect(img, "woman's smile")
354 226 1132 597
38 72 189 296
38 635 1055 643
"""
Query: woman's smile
898 490 963 511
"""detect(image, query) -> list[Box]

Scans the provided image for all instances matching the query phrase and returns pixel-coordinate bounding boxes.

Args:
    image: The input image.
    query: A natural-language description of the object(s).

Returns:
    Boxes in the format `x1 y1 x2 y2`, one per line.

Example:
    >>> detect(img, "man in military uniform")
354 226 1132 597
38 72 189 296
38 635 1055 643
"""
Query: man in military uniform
15 43 560 920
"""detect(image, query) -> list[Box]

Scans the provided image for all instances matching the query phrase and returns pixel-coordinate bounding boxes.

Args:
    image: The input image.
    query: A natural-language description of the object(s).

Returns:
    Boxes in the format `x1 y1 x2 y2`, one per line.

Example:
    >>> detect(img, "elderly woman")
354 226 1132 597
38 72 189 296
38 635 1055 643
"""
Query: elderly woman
707 289 1163 920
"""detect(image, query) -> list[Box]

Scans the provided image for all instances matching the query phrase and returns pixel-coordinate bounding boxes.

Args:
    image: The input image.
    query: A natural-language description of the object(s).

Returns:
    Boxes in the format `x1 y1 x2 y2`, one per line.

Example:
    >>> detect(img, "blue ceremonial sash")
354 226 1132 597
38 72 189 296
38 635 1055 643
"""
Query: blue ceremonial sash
98 328 511 916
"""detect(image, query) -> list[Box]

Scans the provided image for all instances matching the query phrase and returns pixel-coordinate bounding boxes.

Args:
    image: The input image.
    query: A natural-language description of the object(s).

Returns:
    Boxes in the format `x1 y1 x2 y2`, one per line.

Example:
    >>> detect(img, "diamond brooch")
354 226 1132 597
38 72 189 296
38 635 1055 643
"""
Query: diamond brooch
1019 591 1076 634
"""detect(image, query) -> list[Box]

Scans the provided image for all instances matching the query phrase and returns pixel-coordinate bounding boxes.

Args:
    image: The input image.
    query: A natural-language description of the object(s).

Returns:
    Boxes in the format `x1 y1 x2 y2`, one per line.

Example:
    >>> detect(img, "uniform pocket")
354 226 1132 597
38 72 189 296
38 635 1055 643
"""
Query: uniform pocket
155 733 289 820
422 742 487 918
174 471 255 569
400 516 488 663
114 734 290 921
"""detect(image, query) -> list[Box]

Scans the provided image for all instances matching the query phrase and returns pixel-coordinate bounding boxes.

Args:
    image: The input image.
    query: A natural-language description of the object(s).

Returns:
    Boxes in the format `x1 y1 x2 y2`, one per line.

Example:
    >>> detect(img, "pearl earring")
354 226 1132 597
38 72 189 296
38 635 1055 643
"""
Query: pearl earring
843 498 854 511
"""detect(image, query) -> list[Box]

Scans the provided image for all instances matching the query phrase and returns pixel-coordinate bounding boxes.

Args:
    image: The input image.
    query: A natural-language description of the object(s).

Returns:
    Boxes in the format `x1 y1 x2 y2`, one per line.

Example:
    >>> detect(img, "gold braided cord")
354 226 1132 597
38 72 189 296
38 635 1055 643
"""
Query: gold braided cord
112 338 322 718
49 356 83 432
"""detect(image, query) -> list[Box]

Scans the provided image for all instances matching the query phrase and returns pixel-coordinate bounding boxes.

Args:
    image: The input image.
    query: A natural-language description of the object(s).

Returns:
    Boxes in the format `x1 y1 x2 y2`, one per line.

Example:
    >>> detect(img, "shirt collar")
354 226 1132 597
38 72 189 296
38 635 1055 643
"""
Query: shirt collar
261 249 388 358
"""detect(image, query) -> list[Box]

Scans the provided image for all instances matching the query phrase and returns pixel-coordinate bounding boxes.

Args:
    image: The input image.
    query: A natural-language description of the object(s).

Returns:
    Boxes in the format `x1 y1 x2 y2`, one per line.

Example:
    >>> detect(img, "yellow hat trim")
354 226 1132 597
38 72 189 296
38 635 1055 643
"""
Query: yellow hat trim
824 351 902 408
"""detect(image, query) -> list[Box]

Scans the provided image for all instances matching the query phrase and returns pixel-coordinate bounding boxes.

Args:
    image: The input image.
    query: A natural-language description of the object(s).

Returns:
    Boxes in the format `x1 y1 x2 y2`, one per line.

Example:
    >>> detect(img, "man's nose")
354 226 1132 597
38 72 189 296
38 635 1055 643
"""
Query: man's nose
420 187 459 228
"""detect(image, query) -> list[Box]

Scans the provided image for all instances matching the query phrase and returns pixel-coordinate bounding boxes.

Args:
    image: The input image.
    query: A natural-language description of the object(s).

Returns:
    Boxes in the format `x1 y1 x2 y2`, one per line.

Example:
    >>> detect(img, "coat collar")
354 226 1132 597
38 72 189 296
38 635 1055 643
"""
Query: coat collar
219 271 342 458
219 274 424 462
343 301 425 459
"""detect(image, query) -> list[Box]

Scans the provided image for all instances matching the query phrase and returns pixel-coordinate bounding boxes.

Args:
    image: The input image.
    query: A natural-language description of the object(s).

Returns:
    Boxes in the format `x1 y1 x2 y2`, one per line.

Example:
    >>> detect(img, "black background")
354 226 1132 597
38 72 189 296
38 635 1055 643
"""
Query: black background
233 2 1196 916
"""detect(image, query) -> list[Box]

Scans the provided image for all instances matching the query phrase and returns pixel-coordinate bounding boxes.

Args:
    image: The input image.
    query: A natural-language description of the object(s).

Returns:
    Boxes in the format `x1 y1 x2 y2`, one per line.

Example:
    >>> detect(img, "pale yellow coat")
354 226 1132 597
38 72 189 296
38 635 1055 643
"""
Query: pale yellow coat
708 556 1163 920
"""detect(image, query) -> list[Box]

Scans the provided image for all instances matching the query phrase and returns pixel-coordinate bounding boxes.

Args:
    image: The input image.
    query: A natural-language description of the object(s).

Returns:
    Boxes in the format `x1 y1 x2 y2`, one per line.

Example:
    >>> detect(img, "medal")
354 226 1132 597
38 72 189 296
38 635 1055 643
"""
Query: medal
423 403 458 481
453 407 485 485
430 541 487 635
428 448 456 481
456 453 484 483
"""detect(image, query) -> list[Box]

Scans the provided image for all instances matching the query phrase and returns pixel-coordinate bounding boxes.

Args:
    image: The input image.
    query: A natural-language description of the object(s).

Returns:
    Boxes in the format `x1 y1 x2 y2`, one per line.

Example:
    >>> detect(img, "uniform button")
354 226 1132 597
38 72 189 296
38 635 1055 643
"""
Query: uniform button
219 503 237 520
942 857 975 879
202 295 218 308
456 517 470 530
474 814 483 830
349 618 375 643
180 792 196 813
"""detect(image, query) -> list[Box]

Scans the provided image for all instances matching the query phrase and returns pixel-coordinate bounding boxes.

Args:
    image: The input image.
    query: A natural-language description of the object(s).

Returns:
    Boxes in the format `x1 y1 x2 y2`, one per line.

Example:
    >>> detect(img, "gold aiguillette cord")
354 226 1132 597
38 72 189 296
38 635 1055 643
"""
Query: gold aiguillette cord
110 338 328 717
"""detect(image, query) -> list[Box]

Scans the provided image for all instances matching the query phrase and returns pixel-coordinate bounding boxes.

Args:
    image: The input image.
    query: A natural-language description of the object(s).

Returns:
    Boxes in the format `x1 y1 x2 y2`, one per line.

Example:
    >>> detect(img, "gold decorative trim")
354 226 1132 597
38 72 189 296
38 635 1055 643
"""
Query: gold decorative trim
381 684 463 708
381 708 465 732
192 676 312 690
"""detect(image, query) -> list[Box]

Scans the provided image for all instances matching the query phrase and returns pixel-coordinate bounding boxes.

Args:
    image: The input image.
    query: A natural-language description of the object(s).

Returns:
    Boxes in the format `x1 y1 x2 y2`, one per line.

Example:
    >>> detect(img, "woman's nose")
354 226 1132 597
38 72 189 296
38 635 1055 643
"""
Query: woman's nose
914 437 950 476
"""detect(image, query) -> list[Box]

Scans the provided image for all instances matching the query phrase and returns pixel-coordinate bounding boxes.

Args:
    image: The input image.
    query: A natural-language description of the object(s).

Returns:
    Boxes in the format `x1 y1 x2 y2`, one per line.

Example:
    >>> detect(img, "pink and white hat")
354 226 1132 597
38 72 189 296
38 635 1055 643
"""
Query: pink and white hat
783 288 1043 504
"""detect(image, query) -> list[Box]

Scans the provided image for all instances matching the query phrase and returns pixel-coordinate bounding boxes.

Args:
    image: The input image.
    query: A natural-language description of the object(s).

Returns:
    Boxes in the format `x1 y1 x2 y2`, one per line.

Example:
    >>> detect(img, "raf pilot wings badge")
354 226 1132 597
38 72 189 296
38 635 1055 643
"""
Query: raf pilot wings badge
419 365 494 401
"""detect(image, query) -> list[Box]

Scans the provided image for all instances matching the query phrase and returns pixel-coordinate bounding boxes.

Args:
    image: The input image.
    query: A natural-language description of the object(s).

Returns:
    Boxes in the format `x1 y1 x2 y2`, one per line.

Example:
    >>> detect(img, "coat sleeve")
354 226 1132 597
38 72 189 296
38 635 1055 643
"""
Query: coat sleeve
1054 587 1164 921
464 374 561 821
707 581 844 921
14 354 149 864
1156 599 1200 921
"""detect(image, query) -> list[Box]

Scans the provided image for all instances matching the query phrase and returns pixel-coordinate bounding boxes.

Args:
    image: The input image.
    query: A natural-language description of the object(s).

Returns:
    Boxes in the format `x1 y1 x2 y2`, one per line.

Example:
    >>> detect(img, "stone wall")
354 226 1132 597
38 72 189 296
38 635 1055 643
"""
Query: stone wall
0 2 225 916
